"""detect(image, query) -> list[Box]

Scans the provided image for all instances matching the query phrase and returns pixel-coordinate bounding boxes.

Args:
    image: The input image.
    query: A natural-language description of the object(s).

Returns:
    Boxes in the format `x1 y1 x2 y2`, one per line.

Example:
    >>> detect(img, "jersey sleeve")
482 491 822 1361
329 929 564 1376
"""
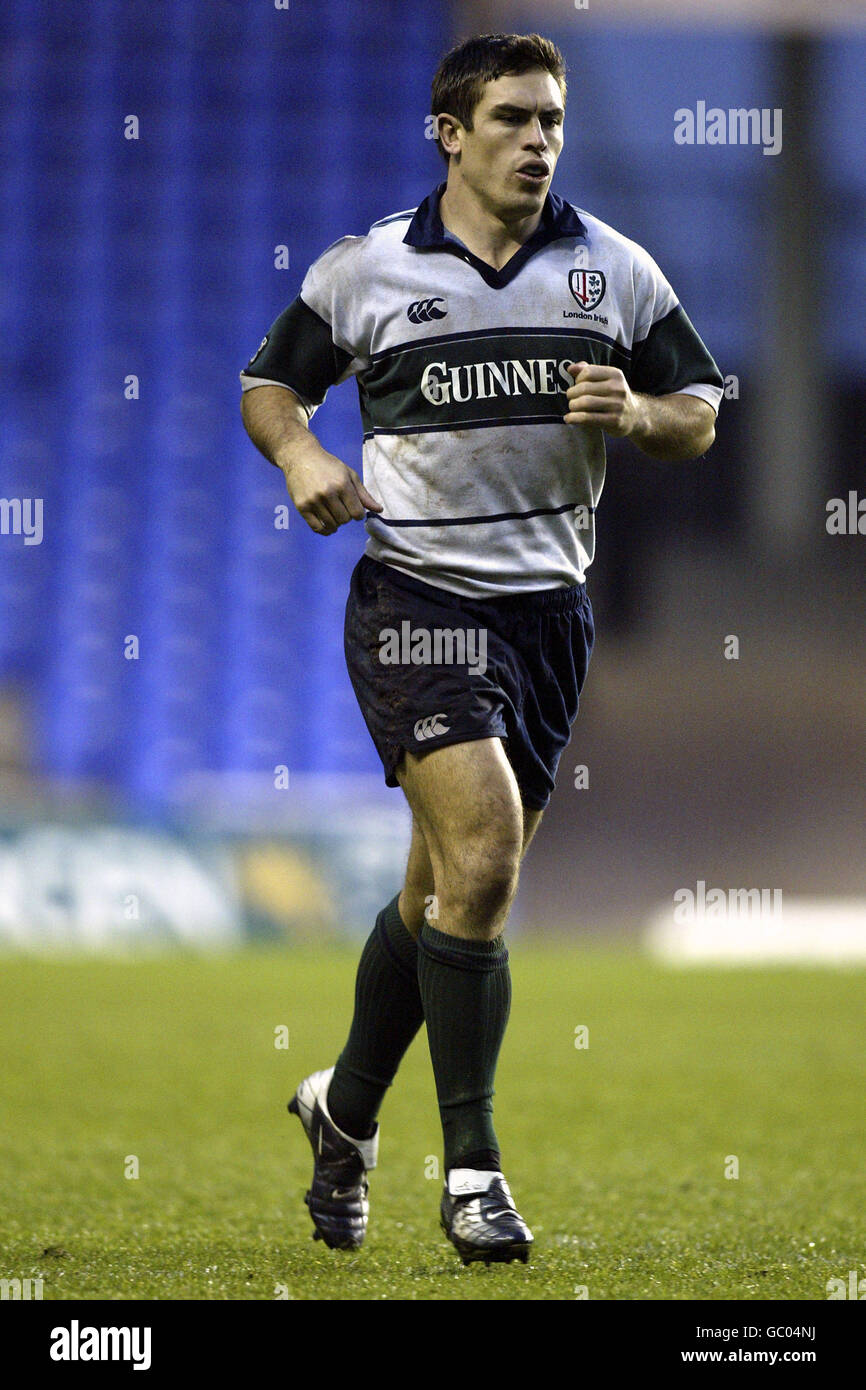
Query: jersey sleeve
239 236 367 419
628 252 724 414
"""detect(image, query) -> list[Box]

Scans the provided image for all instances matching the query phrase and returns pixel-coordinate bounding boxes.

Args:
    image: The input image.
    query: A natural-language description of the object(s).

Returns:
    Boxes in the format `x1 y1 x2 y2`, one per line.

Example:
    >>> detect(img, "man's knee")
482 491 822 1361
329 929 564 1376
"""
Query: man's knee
436 819 522 927
396 738 524 935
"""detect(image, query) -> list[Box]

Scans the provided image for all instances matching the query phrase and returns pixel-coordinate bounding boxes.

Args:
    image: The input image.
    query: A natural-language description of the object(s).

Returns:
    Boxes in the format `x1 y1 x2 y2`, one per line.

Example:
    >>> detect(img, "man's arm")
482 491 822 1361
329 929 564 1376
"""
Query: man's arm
240 384 382 535
564 362 715 461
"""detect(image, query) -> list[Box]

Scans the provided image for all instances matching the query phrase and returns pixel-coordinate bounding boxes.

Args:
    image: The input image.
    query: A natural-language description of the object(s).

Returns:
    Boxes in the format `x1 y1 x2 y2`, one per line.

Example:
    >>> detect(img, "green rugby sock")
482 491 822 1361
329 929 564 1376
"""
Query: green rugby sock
417 921 511 1173
327 894 424 1140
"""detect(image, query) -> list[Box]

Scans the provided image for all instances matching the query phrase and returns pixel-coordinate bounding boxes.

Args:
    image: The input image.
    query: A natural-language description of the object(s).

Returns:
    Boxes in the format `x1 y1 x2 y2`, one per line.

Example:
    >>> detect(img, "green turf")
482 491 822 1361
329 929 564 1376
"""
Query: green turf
1 944 864 1300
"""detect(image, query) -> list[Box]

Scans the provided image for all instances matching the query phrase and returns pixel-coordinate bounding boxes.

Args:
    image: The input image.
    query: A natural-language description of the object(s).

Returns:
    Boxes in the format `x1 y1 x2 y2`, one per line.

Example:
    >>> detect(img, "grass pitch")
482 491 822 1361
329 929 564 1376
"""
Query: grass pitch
1 944 864 1301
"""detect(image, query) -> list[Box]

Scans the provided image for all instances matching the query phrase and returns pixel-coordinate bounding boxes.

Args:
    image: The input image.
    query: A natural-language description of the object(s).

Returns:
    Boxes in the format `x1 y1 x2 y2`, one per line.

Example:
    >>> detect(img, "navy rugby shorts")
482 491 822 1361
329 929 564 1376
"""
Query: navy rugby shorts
344 554 595 811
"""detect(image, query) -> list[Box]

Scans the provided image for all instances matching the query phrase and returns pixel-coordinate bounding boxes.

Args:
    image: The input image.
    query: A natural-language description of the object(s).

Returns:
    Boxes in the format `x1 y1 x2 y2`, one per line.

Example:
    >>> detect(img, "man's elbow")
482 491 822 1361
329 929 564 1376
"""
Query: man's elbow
687 419 715 458
682 399 716 459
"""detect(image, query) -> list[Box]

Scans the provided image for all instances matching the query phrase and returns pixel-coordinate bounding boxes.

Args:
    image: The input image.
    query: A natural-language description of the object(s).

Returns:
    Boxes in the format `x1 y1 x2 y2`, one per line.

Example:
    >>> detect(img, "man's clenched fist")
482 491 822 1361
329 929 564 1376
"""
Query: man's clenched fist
280 442 383 535
563 361 644 438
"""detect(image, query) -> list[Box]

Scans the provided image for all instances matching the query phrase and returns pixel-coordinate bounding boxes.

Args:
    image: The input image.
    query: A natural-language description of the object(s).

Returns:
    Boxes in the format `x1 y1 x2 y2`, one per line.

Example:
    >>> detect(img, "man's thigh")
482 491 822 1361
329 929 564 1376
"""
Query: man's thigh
395 737 523 874
400 748 544 866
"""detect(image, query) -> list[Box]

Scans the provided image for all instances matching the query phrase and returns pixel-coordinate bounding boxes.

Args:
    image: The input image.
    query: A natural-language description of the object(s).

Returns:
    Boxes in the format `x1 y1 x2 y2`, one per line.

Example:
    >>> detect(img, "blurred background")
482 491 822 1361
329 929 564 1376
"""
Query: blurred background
1 0 864 948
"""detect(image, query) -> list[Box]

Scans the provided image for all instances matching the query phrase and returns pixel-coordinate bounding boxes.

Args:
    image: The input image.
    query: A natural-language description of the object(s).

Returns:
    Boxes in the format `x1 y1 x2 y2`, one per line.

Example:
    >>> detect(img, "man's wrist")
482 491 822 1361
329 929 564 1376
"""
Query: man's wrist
625 392 653 447
275 431 319 477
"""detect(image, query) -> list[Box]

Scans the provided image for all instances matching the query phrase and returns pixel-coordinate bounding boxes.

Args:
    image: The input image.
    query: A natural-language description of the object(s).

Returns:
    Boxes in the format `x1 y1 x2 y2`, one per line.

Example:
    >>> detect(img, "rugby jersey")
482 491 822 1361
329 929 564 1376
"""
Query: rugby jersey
240 182 723 597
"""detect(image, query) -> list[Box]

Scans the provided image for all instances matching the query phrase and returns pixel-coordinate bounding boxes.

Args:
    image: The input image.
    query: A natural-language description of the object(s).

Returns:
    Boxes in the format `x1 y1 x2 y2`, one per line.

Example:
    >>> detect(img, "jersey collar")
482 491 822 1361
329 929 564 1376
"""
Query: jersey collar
403 181 587 289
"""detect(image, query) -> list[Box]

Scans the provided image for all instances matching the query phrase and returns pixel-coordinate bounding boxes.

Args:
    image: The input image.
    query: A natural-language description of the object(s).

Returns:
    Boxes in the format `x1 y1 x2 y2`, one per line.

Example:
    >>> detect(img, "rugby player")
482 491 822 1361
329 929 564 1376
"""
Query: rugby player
240 32 722 1265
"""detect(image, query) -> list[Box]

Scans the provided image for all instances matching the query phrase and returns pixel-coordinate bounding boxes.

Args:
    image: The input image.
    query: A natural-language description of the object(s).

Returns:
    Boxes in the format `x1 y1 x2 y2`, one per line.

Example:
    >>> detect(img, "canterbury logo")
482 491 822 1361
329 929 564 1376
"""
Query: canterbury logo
407 297 447 323
413 714 450 740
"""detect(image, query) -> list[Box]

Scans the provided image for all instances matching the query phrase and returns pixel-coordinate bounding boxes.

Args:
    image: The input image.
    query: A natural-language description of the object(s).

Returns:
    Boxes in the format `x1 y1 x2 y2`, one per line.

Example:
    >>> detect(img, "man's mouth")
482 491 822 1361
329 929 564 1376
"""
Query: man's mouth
515 160 550 184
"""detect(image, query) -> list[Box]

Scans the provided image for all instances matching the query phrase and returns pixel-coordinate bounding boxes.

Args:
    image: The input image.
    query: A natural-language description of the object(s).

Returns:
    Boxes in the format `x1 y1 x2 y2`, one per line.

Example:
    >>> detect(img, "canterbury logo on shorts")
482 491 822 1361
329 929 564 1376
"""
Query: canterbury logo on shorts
413 713 450 740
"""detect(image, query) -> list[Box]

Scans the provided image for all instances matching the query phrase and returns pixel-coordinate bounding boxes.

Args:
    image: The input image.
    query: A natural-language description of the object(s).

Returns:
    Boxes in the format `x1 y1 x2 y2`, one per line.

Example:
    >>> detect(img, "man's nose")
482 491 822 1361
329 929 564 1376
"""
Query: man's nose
524 119 548 150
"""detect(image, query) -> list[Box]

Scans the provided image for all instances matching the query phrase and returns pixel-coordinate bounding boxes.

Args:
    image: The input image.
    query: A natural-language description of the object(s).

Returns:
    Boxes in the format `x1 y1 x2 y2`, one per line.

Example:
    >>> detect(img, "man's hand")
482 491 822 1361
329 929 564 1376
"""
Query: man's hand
240 384 383 534
563 361 715 460
279 438 383 535
563 362 642 436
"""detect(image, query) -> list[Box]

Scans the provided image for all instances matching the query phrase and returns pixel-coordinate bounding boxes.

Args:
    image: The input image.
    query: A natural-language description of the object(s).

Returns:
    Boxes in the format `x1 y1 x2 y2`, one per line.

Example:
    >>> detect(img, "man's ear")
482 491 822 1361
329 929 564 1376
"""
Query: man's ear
436 113 461 160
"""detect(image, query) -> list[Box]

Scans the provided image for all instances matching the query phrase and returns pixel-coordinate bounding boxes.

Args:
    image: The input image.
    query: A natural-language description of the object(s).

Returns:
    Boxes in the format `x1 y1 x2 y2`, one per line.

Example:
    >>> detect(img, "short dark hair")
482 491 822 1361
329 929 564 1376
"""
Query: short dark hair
431 33 567 164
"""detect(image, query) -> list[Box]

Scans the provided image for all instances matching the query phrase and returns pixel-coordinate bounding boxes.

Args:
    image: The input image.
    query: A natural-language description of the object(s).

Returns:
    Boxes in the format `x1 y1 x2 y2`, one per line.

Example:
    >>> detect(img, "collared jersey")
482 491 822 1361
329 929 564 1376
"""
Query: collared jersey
240 183 723 597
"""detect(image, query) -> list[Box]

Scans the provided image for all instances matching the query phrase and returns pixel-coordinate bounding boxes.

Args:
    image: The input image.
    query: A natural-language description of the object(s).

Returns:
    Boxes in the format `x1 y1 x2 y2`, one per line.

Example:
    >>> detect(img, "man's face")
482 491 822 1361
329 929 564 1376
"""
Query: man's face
440 69 565 218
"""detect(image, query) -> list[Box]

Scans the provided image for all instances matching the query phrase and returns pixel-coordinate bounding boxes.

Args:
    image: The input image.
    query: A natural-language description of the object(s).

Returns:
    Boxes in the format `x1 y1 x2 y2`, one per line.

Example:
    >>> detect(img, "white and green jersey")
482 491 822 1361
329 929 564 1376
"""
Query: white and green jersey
240 182 723 597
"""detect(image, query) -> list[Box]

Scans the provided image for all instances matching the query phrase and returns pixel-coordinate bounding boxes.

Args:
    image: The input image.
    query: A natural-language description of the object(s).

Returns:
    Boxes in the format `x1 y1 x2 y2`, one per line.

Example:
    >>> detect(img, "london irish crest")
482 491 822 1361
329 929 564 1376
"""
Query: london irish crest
568 269 606 311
